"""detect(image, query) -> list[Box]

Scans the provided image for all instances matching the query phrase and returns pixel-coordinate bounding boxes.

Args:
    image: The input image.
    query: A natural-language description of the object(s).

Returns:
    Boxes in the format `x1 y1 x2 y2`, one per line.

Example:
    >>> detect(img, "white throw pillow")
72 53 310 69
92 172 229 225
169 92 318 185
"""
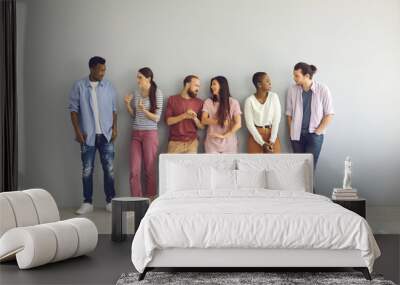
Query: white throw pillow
236 169 267 189
167 163 212 192
266 162 308 191
212 168 237 191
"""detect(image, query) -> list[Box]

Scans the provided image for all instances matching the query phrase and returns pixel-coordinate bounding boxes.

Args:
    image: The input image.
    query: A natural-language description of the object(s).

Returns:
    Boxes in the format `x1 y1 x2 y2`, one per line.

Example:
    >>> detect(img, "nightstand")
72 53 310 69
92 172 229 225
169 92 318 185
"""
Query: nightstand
332 198 366 218
111 197 150 242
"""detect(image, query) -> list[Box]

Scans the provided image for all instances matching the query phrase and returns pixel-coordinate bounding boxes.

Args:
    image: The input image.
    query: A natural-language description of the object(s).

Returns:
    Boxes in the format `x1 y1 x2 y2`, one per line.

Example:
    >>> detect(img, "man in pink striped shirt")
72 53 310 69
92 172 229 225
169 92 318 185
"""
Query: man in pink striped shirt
286 62 334 169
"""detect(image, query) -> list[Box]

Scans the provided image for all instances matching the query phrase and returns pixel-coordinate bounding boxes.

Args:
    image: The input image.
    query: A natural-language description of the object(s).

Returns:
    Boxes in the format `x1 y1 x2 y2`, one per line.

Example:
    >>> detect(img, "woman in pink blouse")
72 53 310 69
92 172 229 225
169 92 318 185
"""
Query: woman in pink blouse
201 76 242 153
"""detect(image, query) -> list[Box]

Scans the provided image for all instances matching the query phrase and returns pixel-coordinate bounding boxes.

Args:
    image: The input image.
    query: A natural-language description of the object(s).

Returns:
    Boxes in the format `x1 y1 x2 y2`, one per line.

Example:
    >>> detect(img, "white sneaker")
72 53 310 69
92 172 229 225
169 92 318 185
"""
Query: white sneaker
75 203 94 215
105 203 112 212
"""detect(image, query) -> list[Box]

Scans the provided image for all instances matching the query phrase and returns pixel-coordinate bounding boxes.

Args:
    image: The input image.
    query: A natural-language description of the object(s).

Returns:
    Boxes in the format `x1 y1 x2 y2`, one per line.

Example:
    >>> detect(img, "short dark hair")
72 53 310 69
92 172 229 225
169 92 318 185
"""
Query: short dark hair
183 75 199 86
88 56 106 68
252 72 267 88
294 62 317 79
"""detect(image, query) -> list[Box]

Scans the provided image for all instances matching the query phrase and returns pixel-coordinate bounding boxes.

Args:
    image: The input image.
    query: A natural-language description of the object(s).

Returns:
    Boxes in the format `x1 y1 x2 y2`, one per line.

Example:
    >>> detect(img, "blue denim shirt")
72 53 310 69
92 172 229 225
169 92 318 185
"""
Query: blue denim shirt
69 77 117 146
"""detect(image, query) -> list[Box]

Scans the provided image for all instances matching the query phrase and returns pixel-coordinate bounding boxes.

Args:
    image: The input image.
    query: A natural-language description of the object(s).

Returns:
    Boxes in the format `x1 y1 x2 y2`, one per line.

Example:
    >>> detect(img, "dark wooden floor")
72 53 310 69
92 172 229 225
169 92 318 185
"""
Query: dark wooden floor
1 235 398 285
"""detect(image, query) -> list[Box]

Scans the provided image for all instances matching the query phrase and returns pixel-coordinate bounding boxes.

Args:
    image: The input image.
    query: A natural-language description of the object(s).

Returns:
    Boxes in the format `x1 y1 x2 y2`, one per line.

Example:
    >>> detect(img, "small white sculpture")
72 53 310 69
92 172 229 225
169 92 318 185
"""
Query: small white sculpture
342 156 352 189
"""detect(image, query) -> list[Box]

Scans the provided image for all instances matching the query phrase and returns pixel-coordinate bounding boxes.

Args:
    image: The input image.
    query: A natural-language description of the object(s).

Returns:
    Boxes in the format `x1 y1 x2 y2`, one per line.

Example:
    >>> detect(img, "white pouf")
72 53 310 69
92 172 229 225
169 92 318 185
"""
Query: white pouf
24 188 60 223
0 189 98 269
0 196 17 237
1 191 40 227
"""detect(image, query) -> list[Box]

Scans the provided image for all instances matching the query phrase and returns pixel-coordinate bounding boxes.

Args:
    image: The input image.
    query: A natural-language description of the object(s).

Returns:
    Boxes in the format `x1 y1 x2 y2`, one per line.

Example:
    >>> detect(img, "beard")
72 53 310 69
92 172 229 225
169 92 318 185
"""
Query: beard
188 89 198 98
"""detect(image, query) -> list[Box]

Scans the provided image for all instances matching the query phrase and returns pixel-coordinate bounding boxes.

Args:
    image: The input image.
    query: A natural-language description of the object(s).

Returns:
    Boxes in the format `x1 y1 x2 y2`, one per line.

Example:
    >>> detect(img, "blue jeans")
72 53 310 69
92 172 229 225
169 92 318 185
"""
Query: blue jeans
81 134 115 203
291 132 324 169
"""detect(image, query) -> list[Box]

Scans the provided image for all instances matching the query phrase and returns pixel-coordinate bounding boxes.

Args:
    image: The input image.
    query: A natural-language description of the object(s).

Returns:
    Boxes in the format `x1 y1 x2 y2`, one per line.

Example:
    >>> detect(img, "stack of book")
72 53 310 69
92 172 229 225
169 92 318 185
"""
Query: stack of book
332 188 358 200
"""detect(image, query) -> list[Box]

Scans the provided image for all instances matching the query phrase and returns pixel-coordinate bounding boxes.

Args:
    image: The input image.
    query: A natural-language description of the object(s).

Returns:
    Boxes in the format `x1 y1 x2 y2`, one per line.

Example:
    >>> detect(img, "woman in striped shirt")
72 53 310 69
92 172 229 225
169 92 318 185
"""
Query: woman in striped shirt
124 67 163 200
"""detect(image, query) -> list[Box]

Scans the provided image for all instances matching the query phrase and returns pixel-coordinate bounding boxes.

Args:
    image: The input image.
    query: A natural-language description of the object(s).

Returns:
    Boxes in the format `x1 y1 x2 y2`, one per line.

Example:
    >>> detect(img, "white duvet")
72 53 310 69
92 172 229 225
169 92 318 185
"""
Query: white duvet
131 189 380 273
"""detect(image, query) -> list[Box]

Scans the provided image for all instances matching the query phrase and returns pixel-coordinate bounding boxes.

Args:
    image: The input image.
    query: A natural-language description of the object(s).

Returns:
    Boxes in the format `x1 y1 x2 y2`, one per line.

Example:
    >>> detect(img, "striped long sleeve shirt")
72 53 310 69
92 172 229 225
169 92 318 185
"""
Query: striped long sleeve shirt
130 88 163 130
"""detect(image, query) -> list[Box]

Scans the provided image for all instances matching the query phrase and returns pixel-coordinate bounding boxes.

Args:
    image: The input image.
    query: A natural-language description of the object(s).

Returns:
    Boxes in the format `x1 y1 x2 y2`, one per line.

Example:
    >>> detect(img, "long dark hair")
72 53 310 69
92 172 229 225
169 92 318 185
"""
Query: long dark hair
294 62 317 79
138 67 158 113
210 76 231 128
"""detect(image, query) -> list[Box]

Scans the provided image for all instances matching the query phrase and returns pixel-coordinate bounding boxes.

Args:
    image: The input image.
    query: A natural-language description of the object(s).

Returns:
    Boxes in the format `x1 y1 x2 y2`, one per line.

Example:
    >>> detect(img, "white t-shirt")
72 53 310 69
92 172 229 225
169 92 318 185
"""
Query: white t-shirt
89 81 102 134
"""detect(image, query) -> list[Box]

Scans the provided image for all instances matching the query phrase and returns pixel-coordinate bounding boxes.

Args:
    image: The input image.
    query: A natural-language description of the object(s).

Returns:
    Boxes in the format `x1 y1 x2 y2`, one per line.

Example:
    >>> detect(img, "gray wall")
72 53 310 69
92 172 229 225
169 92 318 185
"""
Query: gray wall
17 0 400 207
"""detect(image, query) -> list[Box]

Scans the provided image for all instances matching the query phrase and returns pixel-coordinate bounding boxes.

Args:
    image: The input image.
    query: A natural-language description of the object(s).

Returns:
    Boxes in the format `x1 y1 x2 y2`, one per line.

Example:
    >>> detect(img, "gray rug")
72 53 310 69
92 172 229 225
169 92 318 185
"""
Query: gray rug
116 271 396 285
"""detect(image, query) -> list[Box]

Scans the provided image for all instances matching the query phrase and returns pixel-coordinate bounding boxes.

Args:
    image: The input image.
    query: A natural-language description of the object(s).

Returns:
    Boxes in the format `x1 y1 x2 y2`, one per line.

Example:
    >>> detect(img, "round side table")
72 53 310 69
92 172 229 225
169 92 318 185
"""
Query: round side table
111 197 150 242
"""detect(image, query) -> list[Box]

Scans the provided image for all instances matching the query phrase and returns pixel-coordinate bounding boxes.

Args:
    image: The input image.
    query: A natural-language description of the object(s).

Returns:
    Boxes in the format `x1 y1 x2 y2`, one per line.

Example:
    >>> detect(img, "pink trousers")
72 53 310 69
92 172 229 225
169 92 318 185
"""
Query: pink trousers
129 130 158 197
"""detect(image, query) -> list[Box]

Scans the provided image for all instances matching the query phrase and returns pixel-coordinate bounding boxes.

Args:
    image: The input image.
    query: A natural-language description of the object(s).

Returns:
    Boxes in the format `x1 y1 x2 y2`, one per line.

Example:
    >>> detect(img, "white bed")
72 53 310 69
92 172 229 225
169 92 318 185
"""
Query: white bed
131 154 380 280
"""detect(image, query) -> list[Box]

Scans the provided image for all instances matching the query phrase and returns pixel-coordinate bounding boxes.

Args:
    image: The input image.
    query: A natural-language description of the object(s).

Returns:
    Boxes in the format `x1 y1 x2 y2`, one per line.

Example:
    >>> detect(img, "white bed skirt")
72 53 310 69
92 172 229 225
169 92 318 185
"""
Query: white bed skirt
148 248 366 268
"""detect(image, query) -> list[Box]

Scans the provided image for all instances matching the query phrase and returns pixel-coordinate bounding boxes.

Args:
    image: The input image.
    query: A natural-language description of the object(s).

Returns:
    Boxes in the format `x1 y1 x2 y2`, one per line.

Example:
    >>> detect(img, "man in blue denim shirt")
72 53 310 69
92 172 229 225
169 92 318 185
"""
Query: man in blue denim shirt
69 56 117 214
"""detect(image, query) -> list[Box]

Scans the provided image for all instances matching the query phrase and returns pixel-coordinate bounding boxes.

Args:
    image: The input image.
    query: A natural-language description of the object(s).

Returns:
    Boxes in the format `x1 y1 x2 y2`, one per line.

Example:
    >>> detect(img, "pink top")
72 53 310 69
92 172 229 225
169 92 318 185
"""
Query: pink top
202 97 242 153
286 81 335 141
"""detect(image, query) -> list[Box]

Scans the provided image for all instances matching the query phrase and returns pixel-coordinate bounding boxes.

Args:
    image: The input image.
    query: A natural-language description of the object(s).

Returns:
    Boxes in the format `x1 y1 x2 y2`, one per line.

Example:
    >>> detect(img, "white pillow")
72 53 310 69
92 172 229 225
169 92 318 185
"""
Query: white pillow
236 169 267 189
266 162 308 191
167 163 212 192
212 168 237 190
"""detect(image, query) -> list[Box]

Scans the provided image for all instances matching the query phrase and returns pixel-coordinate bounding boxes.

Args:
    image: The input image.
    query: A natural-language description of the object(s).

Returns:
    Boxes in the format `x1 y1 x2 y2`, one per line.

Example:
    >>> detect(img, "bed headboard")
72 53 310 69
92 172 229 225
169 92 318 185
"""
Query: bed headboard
158 154 314 195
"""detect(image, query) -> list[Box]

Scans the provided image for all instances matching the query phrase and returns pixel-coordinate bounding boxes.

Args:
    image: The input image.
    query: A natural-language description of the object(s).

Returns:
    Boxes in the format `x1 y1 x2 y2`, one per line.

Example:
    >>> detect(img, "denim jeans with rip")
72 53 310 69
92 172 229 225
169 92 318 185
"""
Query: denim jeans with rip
81 134 115 203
